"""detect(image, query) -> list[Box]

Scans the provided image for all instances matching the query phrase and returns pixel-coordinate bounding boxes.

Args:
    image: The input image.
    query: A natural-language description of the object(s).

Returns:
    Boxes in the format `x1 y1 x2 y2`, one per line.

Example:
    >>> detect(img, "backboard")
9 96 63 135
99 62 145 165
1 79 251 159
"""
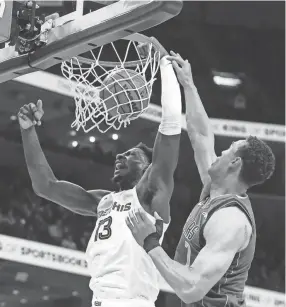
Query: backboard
0 0 183 84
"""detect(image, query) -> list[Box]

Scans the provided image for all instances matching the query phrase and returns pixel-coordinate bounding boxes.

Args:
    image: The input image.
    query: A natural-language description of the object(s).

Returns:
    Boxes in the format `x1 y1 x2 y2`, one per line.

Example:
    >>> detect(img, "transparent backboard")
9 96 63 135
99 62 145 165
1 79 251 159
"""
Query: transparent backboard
0 0 183 84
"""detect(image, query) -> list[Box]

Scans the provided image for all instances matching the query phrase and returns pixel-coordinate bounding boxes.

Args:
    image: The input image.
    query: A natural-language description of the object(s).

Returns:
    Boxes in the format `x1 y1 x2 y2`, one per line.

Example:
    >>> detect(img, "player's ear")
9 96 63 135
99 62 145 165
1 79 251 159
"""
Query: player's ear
230 157 242 171
142 163 149 173
144 162 151 172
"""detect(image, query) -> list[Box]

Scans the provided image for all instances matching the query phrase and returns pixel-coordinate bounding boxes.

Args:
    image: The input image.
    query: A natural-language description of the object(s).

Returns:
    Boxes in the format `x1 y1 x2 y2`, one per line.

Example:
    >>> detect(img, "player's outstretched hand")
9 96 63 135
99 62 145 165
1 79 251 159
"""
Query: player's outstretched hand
166 51 194 88
126 208 163 247
138 37 168 60
18 99 44 130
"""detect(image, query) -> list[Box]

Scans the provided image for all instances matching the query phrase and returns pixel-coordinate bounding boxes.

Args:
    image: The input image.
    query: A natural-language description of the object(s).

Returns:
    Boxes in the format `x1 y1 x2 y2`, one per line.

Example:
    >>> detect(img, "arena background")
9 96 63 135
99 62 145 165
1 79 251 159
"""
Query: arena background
0 1 285 307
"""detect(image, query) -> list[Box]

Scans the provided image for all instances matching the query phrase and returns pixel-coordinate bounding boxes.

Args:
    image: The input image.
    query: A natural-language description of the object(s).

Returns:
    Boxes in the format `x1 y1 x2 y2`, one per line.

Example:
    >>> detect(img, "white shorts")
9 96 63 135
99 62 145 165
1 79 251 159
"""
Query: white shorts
91 298 155 307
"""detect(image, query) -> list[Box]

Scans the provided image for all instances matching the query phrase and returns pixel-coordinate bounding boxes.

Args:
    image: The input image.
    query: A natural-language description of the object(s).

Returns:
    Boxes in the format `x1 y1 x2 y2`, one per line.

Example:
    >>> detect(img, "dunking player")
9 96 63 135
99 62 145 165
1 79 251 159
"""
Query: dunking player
126 52 276 307
18 54 182 307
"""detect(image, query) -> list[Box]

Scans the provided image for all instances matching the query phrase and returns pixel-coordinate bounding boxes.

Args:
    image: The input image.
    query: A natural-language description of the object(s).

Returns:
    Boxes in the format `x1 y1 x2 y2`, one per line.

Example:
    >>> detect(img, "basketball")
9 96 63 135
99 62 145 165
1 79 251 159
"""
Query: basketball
100 69 150 120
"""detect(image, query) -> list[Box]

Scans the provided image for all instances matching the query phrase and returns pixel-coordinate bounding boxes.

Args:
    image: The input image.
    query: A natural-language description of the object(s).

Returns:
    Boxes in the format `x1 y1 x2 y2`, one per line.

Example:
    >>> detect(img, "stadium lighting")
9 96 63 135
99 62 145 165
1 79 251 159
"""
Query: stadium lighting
212 71 242 87
112 133 119 140
213 76 241 87
71 141 78 147
69 130 76 136
10 115 17 121
89 136 96 143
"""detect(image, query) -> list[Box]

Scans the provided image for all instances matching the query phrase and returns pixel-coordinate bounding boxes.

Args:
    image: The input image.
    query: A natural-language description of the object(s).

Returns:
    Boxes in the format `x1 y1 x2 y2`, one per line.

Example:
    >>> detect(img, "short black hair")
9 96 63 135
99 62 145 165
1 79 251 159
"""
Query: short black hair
134 142 153 164
237 136 276 187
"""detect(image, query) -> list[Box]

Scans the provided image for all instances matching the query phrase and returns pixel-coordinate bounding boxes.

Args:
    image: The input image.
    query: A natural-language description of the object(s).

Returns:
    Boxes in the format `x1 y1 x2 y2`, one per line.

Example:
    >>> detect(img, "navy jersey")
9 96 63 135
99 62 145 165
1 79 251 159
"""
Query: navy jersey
175 194 256 307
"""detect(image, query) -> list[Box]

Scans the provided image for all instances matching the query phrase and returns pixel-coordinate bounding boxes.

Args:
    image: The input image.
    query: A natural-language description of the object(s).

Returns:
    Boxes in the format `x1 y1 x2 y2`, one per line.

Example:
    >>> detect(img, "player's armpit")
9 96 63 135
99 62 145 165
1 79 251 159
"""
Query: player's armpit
149 184 171 223
149 132 180 186
35 180 110 216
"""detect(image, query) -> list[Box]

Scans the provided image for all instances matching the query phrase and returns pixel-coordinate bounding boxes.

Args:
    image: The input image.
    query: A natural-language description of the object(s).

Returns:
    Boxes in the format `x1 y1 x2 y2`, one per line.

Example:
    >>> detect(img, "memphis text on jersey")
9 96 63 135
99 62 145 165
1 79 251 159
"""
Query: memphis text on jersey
97 201 131 218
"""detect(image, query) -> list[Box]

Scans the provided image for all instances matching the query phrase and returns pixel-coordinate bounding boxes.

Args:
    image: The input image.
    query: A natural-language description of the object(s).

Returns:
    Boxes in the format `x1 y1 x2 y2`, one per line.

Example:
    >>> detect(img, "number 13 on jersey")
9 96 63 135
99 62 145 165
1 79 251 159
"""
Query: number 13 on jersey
94 216 113 241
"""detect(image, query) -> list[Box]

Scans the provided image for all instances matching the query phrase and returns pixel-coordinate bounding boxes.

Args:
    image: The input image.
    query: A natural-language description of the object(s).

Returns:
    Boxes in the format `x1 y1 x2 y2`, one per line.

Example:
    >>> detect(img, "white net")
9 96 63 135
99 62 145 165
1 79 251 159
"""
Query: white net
61 39 160 133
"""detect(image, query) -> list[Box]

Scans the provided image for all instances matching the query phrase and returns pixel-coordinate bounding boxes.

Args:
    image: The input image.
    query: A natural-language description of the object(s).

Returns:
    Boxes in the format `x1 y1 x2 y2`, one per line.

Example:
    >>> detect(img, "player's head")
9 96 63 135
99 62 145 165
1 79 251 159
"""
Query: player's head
112 142 153 189
208 136 275 188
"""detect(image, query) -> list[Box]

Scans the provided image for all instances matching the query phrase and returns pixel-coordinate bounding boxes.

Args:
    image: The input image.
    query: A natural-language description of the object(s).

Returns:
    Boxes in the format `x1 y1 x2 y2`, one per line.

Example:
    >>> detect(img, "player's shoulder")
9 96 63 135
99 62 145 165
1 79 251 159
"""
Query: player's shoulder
89 190 113 215
206 206 253 250
209 193 252 227
211 193 250 207
88 189 111 201
204 207 252 241
209 206 249 224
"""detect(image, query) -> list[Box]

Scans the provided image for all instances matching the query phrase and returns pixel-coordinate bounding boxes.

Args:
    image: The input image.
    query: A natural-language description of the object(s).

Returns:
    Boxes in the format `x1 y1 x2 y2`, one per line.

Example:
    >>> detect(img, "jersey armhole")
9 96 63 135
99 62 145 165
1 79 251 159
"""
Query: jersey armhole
95 191 113 215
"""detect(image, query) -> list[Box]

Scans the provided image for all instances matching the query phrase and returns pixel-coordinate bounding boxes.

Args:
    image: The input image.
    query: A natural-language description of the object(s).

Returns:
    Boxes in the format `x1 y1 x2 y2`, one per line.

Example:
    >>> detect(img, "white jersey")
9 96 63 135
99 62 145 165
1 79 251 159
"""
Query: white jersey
86 187 169 302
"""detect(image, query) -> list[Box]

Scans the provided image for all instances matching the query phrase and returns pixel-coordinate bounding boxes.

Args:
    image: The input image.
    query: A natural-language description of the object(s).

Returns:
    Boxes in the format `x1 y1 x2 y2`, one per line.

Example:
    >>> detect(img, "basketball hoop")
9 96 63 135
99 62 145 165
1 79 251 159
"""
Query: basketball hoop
61 34 167 133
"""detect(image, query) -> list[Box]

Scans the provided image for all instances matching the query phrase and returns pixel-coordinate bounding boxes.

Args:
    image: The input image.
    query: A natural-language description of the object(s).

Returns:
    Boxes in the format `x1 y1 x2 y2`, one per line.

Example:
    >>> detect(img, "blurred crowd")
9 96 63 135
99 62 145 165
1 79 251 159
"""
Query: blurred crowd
0 165 284 293
0 166 94 251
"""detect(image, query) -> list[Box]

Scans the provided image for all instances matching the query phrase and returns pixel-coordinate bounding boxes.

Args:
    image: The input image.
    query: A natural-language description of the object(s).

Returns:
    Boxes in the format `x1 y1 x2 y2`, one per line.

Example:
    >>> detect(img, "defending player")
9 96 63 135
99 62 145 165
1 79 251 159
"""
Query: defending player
18 54 182 307
126 52 276 306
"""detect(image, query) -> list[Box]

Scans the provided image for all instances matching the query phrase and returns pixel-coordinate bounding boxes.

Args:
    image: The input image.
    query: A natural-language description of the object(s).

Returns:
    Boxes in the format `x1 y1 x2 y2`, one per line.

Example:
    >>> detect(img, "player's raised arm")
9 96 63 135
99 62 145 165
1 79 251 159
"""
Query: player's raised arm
137 54 182 223
168 52 217 187
18 100 109 216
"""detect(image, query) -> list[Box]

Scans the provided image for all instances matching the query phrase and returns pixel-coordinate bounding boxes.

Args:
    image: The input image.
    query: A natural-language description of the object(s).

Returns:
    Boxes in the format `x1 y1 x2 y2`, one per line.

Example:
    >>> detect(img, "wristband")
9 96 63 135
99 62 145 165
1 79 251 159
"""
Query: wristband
158 56 182 136
143 233 160 253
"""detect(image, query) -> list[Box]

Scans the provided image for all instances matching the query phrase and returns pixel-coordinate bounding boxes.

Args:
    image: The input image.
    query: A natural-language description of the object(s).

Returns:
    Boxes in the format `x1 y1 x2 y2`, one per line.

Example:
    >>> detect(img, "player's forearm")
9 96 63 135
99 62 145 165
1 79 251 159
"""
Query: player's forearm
158 56 182 137
21 126 57 192
184 83 213 140
152 57 182 168
148 247 203 303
